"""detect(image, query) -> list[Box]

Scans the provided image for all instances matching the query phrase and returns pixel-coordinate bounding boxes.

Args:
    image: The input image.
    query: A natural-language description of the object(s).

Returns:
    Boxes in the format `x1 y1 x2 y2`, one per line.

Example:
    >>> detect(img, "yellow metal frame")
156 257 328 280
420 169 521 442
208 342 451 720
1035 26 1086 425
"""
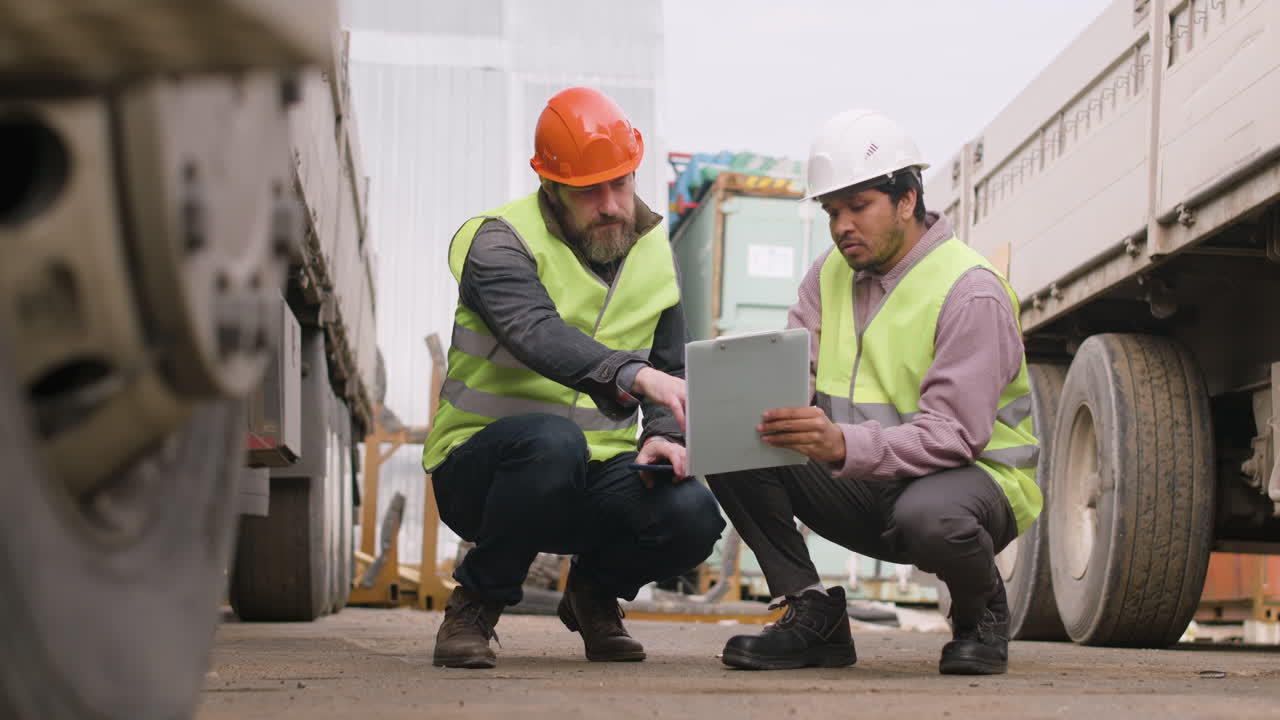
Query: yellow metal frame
348 334 456 610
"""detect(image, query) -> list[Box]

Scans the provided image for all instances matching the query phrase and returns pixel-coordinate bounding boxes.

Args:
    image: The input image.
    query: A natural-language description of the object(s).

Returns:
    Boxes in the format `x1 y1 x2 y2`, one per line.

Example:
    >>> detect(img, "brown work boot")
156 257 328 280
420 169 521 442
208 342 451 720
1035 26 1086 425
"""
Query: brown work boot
557 567 646 662
433 586 503 668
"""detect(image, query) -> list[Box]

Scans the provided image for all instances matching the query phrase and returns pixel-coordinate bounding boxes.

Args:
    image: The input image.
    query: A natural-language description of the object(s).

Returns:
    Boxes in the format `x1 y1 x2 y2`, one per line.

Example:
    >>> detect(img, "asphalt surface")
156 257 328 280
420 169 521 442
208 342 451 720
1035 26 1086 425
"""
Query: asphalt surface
198 607 1280 719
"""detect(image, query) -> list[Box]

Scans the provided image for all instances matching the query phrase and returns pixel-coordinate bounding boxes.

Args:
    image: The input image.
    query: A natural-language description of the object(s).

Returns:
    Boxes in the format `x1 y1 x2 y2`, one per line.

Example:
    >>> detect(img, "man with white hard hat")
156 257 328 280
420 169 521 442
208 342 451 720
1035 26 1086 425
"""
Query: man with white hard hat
706 109 1041 675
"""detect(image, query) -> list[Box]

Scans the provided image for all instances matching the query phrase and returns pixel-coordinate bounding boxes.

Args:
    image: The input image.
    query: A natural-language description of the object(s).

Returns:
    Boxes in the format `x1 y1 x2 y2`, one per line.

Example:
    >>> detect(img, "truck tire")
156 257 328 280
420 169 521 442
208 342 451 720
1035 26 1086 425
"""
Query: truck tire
330 420 354 614
0 376 241 718
229 475 334 621
330 474 352 615
1003 363 1069 640
230 326 357 622
1048 334 1214 647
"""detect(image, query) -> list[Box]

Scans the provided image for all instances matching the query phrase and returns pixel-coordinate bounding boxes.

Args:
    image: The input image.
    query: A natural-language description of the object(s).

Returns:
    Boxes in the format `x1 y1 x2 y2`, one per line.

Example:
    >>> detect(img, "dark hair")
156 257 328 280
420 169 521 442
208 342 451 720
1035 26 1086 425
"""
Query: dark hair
873 169 927 222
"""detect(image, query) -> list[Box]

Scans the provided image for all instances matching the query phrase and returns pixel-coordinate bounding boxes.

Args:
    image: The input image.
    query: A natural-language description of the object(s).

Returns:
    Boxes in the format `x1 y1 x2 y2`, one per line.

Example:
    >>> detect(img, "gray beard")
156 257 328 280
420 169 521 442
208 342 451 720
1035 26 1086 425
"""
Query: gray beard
576 225 639 265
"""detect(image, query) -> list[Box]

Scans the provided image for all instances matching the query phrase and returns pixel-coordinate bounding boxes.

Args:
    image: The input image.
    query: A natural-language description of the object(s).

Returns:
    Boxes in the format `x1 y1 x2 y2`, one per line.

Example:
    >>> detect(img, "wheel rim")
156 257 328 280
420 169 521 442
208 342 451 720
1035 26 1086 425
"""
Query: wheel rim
996 537 1019 582
1063 402 1101 581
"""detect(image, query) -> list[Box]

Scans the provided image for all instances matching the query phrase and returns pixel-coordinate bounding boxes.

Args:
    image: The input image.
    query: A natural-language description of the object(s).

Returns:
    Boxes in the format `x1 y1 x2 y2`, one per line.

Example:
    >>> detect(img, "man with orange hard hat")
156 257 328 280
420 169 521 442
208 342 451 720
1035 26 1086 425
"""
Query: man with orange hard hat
422 87 725 669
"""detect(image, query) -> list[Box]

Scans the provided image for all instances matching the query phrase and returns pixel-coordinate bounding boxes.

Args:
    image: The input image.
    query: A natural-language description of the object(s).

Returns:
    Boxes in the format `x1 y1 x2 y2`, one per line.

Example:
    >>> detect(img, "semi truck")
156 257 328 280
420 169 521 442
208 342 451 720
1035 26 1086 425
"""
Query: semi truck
0 2 378 717
927 0 1280 646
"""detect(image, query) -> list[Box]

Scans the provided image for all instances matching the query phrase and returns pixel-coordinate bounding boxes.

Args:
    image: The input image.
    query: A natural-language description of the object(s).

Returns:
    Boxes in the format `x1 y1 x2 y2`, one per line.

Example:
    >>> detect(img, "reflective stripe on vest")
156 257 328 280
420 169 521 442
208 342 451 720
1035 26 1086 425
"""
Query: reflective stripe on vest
814 393 1038 468
450 321 651 372
439 379 636 431
815 236 1043 534
422 191 679 471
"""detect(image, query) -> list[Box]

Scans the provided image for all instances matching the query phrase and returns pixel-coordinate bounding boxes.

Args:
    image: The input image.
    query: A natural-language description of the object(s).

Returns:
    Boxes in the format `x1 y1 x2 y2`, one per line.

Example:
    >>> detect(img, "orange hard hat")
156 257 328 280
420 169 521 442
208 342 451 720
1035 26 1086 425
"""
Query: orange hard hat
530 87 644 187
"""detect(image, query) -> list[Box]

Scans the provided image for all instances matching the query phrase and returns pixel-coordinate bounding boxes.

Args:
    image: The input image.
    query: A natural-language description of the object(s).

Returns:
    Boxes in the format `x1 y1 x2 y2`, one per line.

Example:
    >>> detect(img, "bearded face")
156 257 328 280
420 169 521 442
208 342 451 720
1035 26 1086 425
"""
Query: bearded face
821 186 916 272
548 174 639 264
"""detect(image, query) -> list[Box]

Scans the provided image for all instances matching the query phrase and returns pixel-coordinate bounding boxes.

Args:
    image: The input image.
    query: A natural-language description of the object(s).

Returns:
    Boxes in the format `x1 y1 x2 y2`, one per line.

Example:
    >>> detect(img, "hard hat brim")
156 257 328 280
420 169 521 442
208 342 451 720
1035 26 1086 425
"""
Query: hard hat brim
802 162 931 202
530 130 645 187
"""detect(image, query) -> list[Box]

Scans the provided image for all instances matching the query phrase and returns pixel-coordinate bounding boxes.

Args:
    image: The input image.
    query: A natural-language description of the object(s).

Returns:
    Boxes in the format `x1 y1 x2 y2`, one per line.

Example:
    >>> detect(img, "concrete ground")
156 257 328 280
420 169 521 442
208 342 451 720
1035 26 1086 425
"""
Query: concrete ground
198 607 1280 719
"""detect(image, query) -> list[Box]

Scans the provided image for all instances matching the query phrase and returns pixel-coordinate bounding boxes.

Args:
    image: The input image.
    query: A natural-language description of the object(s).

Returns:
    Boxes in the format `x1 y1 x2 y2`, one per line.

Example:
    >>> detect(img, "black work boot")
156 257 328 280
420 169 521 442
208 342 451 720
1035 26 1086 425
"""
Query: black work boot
721 586 856 670
557 566 646 662
939 578 1010 675
433 585 503 668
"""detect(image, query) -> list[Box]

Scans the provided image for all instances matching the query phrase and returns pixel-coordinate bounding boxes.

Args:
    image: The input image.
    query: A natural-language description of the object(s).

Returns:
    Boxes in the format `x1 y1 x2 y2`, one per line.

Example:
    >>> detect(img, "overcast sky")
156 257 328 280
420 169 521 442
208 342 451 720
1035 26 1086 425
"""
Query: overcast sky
660 0 1116 174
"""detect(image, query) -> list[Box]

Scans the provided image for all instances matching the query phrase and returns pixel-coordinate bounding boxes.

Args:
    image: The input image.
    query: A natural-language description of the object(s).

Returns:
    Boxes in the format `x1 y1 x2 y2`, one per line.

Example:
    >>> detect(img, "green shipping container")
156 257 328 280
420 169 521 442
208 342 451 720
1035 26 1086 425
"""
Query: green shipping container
670 172 828 341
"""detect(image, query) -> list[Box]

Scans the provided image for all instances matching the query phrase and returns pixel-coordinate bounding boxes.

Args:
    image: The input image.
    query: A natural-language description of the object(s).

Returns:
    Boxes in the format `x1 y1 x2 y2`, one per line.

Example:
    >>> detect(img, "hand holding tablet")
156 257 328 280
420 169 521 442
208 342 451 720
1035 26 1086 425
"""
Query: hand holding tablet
683 328 812 476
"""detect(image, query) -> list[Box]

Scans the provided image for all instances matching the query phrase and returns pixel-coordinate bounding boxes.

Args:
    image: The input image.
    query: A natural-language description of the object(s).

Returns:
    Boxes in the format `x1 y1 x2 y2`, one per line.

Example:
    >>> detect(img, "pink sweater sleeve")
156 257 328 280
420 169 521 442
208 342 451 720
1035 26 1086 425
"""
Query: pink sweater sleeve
832 267 1025 481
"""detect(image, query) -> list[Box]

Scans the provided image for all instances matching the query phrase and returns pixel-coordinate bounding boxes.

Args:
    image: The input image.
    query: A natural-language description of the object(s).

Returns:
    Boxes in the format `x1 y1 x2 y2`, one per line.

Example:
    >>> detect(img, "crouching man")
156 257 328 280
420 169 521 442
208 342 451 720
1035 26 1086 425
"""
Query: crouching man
422 87 726 669
707 109 1041 675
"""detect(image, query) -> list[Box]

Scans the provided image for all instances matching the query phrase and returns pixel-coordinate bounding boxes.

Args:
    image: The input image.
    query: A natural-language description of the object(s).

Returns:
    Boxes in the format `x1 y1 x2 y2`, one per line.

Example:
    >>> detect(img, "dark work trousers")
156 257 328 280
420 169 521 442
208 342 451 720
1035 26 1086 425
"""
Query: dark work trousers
432 413 727 606
707 460 1017 623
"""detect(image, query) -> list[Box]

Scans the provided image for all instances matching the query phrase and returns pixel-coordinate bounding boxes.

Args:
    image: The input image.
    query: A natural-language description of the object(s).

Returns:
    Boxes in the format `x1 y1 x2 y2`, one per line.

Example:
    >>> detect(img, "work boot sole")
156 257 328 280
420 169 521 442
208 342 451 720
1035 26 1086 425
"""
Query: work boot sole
432 653 497 669
558 603 646 662
939 648 1007 675
585 648 646 662
721 643 856 671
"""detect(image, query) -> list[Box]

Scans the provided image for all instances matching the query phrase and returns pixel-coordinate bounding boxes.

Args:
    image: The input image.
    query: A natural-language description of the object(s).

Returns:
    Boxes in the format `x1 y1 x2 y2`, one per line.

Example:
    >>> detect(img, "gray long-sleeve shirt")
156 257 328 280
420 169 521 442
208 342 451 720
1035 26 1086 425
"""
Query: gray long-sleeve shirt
788 212 1026 481
457 189 687 447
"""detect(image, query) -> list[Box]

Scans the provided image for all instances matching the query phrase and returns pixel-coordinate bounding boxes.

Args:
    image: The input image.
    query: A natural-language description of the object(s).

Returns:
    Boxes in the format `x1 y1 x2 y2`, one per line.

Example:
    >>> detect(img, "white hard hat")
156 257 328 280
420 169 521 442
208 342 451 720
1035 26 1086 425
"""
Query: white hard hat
803 109 929 201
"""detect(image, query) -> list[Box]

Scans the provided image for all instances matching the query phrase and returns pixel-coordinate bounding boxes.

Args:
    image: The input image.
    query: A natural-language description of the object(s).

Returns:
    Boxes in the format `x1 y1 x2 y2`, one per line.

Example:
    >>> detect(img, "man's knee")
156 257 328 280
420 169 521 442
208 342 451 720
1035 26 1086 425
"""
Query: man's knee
484 414 589 514
705 472 732 498
895 502 982 568
705 468 766 503
505 414 589 469
662 482 726 563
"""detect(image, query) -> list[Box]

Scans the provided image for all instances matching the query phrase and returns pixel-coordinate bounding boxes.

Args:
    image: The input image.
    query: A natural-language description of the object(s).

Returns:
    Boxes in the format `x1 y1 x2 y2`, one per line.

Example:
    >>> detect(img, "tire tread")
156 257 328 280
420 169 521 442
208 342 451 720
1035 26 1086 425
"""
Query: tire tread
1009 363 1069 641
1056 334 1214 647
229 478 328 622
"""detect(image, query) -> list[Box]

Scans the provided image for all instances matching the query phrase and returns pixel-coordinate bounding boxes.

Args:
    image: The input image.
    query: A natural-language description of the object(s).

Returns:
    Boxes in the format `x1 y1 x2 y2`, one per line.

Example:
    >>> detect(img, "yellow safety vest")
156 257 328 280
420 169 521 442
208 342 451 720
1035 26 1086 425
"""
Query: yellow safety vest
422 191 680 471
816 236 1042 534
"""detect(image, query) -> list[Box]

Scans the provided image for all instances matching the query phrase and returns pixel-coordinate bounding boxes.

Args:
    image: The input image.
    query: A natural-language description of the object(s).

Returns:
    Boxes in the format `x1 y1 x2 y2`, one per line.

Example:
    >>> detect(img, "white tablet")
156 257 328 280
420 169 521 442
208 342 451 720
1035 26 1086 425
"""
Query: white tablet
685 327 812 476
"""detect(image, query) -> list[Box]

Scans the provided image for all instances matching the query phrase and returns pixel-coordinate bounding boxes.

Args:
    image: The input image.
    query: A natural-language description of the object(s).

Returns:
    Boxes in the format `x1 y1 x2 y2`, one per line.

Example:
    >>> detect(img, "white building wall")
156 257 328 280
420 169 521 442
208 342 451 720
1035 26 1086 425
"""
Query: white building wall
340 0 665 563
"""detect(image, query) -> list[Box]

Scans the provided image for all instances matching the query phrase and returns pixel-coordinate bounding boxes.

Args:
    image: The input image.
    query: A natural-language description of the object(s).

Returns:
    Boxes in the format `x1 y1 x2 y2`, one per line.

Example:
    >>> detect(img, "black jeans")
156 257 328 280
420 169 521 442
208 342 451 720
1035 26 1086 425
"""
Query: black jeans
708 461 1017 623
433 413 726 606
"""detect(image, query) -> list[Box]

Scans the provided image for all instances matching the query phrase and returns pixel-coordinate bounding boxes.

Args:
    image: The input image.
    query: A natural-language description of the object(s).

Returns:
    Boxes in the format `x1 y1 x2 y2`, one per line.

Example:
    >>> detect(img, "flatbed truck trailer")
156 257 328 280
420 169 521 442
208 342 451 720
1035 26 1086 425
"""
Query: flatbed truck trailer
928 0 1280 646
